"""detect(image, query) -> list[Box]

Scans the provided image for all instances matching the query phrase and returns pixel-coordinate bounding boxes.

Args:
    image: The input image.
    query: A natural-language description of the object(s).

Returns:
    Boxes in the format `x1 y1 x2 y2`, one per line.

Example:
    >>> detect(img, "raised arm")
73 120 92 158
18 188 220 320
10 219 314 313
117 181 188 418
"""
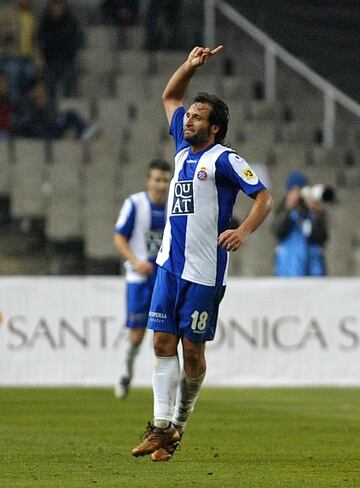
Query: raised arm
162 45 224 125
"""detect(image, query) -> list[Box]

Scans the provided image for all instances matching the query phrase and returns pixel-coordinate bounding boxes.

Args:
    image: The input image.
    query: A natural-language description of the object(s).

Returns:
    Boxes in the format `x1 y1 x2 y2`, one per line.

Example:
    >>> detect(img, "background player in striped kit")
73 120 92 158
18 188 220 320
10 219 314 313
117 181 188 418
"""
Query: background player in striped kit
131 46 274 460
114 159 171 399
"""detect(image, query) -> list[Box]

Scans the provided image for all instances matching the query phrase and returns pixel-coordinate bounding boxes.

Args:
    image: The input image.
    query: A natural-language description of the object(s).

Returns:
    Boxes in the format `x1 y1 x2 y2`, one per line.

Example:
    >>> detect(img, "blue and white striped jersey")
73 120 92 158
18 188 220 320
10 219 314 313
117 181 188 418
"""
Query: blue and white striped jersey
156 107 266 286
115 191 166 283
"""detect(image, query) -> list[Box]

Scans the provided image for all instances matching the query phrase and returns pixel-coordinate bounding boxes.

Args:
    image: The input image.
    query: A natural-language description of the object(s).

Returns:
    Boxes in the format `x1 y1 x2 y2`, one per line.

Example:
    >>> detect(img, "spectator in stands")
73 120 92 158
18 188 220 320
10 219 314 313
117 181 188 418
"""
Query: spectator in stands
100 0 139 27
0 0 37 97
0 73 17 139
144 0 182 50
272 170 328 277
38 0 83 100
15 81 100 141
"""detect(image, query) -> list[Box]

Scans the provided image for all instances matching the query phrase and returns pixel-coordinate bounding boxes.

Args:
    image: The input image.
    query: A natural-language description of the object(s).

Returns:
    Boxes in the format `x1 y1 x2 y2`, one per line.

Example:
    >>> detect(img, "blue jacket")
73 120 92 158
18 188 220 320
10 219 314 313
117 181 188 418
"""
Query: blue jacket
273 201 328 277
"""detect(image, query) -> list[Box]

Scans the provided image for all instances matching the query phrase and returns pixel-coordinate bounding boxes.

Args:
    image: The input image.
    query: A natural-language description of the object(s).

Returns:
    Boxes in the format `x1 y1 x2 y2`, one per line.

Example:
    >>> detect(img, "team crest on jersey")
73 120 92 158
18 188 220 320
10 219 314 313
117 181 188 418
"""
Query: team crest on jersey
197 167 208 181
171 181 194 215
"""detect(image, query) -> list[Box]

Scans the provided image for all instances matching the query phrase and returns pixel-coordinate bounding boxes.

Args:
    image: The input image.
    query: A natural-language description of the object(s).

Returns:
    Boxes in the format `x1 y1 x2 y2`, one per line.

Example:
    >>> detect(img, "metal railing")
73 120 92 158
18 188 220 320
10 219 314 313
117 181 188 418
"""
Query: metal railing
204 0 360 147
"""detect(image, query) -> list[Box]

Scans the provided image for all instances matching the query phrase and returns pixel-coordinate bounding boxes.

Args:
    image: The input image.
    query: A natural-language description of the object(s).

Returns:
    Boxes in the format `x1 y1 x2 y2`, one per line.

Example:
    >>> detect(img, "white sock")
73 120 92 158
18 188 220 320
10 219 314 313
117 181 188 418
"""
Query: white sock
172 369 206 431
153 355 180 425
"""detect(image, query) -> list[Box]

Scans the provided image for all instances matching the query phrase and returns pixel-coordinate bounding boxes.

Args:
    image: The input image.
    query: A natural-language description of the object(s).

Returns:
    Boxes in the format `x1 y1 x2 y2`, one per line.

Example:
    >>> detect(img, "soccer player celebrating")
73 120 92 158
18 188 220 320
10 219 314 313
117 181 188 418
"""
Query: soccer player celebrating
114 159 171 399
131 46 273 460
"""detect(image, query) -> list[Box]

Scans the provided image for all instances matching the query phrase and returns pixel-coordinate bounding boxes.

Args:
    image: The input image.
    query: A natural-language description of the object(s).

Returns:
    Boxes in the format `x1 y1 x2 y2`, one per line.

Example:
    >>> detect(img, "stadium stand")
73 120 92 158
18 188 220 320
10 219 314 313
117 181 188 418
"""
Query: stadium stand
0 0 359 276
226 0 360 103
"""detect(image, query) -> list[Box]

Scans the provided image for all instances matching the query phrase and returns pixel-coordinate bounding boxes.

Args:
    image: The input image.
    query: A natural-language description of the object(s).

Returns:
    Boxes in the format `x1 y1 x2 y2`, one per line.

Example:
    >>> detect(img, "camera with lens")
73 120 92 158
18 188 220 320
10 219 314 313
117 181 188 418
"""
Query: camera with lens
300 184 336 204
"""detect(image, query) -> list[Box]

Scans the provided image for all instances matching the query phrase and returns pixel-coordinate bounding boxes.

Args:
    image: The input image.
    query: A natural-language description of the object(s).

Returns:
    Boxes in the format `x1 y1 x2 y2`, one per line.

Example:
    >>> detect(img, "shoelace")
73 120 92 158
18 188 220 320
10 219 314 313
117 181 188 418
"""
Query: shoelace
139 421 154 442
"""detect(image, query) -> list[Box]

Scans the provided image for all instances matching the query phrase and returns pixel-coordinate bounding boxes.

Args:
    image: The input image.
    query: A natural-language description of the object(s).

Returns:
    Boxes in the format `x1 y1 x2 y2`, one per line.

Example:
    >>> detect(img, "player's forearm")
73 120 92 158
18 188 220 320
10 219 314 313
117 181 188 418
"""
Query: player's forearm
113 234 139 267
162 60 197 104
239 190 274 236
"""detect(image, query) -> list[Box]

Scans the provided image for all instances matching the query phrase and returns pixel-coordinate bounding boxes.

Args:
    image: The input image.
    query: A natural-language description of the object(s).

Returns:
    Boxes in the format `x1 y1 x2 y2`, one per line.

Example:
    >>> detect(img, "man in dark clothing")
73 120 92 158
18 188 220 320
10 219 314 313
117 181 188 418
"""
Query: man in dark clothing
144 0 182 50
101 0 139 26
16 82 99 141
38 0 82 99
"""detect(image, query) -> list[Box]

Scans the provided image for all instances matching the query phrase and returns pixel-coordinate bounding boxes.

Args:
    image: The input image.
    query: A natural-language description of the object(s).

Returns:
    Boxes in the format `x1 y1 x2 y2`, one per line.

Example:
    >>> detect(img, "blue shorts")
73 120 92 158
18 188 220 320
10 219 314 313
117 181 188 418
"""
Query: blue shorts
147 267 225 342
126 276 155 328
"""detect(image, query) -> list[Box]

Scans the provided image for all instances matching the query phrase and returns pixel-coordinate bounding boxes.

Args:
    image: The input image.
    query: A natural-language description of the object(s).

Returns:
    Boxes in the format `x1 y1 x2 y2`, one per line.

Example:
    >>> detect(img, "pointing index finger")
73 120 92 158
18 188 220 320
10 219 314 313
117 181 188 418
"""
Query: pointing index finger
210 45 224 56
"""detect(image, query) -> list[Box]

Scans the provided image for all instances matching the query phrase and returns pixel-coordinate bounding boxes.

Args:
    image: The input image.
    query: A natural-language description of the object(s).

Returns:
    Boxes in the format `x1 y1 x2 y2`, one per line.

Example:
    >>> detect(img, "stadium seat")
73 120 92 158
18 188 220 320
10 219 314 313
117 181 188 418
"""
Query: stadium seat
352 246 360 275
241 120 276 145
116 115 165 196
160 140 175 163
237 141 273 167
83 144 120 260
240 223 275 276
223 40 264 79
250 100 278 120
118 49 151 76
0 141 12 224
233 195 275 276
0 141 10 199
128 121 163 157
153 50 189 77
278 121 317 144
187 76 218 98
80 48 118 75
322 188 358 275
120 26 145 50
271 143 309 167
227 250 242 276
219 75 254 101
309 145 340 167
46 141 83 241
116 74 148 104
145 75 169 101
97 98 129 143
11 139 46 220
135 98 166 123
86 26 119 49
78 48 118 98
78 73 115 98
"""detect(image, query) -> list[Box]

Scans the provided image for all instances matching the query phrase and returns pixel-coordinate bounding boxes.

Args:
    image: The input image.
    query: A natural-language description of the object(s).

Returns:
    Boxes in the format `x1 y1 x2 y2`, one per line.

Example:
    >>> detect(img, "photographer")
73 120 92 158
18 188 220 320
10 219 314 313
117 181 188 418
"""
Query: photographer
272 170 329 277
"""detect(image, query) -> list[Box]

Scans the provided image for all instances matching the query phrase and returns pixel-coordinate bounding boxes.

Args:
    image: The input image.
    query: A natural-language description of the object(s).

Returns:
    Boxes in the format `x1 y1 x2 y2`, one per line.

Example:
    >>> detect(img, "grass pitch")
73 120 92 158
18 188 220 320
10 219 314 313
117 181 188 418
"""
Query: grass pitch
1 387 360 488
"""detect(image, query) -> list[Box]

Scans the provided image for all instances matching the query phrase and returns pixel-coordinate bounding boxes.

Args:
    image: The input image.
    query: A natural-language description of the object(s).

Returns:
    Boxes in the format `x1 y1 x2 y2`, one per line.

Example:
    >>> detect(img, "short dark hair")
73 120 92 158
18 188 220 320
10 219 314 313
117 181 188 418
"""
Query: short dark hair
191 92 230 144
147 159 172 175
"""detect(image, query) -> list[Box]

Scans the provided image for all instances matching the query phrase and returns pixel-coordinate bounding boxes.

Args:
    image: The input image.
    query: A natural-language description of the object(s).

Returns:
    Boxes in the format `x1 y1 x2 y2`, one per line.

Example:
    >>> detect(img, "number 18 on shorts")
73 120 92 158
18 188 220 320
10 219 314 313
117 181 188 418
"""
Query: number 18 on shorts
147 267 226 342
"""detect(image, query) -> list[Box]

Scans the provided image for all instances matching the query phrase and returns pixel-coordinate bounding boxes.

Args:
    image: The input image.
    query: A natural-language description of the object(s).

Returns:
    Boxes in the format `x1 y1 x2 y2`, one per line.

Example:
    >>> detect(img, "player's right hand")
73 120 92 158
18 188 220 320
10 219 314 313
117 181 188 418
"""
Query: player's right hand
134 260 154 276
187 45 224 67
